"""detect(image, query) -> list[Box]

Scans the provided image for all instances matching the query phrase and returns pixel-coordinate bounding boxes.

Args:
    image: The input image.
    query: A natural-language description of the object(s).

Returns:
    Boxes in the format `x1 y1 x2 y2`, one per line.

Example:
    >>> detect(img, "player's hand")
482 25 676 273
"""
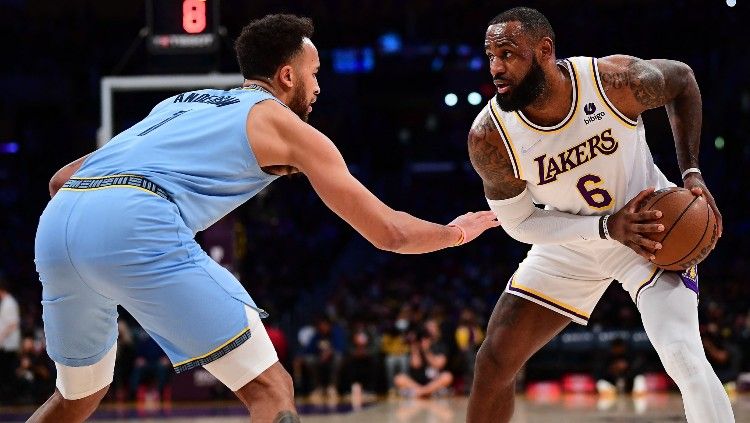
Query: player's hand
448 211 501 246
607 187 665 261
683 173 722 238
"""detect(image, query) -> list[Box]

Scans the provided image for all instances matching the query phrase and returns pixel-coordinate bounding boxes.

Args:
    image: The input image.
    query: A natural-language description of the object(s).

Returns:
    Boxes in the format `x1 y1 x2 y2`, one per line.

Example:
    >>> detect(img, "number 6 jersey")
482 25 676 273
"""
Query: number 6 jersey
486 56 673 218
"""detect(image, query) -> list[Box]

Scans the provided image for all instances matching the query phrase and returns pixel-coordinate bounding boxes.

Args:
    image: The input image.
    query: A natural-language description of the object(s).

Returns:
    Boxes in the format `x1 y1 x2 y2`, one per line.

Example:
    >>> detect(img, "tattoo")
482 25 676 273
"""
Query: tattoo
273 411 301 423
599 69 629 90
599 58 667 109
467 108 526 199
627 60 667 108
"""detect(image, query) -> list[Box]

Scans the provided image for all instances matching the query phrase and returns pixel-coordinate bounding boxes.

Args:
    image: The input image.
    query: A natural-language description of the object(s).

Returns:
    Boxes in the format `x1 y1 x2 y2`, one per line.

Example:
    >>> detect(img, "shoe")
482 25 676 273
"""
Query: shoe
632 375 647 397
596 379 616 397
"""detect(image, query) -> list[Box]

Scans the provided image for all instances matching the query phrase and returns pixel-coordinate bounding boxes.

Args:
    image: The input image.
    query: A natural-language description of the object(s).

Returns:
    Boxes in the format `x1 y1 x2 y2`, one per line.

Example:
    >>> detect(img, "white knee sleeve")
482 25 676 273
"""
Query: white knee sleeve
203 306 279 391
639 272 734 422
660 341 704 383
55 343 116 400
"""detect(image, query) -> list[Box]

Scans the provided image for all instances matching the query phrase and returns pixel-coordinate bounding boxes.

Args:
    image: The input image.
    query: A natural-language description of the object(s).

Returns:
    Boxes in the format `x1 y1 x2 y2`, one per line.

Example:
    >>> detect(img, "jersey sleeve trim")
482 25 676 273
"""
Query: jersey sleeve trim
591 58 638 128
488 101 524 180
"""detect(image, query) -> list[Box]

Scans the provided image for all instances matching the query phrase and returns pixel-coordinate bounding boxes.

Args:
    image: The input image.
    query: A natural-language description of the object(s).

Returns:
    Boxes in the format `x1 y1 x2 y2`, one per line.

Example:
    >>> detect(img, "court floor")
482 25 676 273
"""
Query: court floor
3 394 749 422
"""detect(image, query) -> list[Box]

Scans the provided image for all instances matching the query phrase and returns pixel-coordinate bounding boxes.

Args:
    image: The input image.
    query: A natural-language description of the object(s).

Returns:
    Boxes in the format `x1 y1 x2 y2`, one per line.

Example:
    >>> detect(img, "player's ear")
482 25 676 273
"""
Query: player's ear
538 37 554 60
277 65 294 89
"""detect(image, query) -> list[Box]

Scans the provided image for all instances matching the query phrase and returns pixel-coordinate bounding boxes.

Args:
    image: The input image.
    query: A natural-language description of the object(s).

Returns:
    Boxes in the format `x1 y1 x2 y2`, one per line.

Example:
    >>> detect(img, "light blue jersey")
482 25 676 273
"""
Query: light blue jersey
76 87 280 233
36 86 285 372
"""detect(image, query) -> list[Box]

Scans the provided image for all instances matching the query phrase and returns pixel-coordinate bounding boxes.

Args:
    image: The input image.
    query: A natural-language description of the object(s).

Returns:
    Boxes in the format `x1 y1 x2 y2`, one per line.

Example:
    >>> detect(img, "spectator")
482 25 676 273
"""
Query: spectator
297 317 345 401
292 322 316 393
736 311 750 372
112 320 135 401
394 327 453 398
423 318 444 347
595 338 645 394
382 309 411 394
129 328 171 401
14 333 53 404
454 308 484 393
702 322 742 384
343 320 378 394
0 277 21 402
265 319 290 367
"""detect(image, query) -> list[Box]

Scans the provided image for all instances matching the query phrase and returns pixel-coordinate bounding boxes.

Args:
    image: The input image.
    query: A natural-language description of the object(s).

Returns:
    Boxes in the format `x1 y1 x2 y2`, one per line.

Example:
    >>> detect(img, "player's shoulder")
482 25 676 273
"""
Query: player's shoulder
248 96 296 127
560 55 640 80
471 103 494 127
246 96 318 152
596 54 640 73
468 102 500 144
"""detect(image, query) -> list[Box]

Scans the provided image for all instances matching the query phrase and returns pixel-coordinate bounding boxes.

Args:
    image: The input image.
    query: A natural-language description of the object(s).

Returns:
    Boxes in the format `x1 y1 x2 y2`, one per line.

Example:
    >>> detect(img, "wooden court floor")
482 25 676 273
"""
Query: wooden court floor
2 394 749 422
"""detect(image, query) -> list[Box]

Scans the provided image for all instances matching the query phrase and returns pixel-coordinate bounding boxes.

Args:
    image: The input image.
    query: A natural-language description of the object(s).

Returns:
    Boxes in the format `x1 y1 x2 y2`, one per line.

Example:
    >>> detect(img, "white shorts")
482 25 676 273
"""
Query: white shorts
506 239 672 325
55 306 278 400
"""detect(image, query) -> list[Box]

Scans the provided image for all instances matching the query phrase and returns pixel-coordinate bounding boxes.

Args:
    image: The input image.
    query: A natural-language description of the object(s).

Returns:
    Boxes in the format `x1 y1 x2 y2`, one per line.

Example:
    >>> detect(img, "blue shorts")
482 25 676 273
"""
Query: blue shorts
35 187 262 372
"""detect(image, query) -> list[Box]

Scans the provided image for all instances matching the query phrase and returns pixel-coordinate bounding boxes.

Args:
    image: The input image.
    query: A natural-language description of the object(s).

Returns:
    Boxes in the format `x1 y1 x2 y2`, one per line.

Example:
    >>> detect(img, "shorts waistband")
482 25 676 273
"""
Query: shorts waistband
61 174 172 201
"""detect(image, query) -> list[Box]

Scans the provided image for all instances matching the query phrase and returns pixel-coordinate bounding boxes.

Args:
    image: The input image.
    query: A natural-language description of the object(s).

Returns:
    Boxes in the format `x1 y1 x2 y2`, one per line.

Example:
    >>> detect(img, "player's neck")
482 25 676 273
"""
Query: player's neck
242 79 281 100
520 63 573 127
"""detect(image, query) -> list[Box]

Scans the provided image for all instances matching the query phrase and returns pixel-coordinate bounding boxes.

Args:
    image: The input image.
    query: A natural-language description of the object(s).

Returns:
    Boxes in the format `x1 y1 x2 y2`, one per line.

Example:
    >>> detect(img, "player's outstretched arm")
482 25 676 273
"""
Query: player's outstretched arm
49 153 92 197
598 55 721 237
248 101 499 254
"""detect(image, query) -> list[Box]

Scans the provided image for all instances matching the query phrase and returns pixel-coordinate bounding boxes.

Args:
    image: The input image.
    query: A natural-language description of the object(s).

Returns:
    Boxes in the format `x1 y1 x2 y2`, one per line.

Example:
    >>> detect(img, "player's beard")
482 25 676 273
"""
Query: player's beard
495 56 547 112
289 81 311 122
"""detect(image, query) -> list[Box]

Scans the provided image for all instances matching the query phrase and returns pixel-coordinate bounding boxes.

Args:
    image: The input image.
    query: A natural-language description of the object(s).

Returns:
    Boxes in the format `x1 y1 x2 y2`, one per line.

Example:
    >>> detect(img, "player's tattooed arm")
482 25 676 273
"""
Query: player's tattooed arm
598 55 702 171
599 55 721 235
599 56 669 111
467 108 526 200
598 56 700 128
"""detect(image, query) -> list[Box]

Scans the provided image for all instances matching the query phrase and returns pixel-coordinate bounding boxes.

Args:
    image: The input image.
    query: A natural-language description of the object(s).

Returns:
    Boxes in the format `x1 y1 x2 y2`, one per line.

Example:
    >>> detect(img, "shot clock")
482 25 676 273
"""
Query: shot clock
147 0 220 54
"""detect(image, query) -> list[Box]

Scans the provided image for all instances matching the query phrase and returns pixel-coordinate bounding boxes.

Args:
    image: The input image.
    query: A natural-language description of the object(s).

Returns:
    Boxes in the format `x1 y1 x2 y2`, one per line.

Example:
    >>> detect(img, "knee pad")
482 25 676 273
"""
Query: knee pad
55 343 116 400
203 306 279 391
660 342 704 383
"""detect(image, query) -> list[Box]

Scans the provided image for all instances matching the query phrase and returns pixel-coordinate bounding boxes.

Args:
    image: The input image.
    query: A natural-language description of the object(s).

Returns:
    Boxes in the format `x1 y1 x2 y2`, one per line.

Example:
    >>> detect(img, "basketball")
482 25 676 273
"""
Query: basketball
639 187 718 271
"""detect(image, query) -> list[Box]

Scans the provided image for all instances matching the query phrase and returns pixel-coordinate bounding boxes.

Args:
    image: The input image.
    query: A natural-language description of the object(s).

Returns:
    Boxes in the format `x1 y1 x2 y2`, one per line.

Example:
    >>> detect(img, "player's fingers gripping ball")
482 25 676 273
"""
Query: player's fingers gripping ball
637 187 719 270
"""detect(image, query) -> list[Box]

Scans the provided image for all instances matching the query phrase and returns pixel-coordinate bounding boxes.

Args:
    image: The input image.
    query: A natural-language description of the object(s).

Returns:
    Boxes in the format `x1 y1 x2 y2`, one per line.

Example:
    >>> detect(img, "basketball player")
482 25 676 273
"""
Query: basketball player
29 14 499 423
467 7 732 423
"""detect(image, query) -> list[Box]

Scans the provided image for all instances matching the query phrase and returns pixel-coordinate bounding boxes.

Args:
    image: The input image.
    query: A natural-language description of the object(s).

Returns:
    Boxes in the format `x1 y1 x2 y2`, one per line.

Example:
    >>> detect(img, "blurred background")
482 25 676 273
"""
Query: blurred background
0 0 749 416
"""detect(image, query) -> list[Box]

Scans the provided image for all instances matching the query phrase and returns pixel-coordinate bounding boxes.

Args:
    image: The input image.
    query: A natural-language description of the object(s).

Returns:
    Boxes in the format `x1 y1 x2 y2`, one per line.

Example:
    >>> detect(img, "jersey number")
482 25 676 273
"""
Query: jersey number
576 174 613 209
137 110 189 136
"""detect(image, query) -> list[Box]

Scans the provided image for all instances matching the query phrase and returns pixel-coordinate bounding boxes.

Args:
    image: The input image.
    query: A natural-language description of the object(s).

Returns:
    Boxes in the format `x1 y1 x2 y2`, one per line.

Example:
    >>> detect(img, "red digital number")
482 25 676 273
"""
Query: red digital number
182 0 207 34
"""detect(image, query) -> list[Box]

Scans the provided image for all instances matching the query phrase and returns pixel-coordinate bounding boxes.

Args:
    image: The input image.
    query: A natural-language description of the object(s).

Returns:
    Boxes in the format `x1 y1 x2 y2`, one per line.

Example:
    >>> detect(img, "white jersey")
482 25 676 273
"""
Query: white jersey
486 56 674 216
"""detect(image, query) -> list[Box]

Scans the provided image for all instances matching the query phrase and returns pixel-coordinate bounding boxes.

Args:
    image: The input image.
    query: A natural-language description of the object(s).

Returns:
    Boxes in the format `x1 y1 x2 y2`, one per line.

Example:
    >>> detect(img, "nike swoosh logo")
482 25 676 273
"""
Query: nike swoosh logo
521 138 543 154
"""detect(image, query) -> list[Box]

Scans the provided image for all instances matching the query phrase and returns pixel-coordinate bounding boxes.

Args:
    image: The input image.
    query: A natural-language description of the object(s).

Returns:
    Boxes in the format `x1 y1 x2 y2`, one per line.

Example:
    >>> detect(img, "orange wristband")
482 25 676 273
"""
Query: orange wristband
447 224 466 246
